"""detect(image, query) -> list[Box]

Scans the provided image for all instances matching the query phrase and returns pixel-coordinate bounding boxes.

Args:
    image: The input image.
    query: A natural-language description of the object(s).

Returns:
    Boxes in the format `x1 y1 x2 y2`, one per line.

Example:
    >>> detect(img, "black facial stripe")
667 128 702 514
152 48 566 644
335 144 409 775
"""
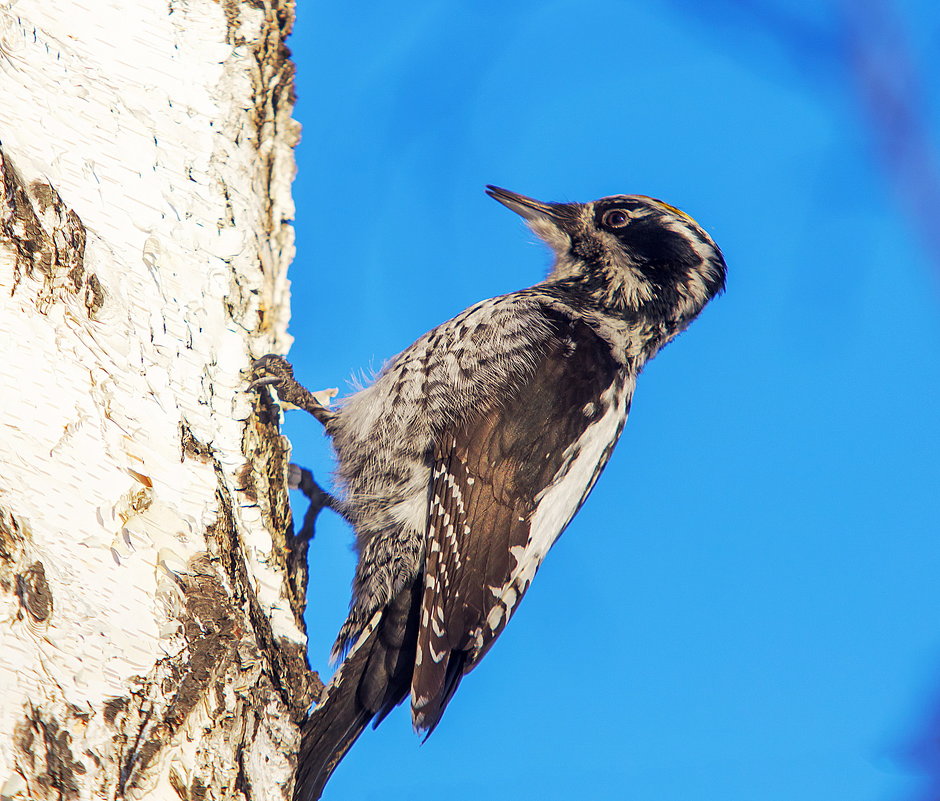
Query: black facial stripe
614 216 699 286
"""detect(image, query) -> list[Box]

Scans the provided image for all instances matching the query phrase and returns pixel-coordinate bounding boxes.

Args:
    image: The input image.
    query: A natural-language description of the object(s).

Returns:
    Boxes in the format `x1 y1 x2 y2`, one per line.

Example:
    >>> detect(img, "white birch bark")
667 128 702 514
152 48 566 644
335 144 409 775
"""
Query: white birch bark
0 1 315 799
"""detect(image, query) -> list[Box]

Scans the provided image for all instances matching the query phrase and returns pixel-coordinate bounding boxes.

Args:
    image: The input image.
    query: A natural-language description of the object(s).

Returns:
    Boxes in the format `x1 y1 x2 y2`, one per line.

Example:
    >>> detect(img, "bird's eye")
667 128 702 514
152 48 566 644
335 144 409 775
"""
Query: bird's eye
602 209 629 228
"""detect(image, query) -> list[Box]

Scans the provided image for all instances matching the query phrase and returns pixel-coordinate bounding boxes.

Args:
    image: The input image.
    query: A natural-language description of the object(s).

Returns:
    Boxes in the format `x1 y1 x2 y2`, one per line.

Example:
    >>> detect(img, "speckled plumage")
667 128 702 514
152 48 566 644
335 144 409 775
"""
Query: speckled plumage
256 187 727 801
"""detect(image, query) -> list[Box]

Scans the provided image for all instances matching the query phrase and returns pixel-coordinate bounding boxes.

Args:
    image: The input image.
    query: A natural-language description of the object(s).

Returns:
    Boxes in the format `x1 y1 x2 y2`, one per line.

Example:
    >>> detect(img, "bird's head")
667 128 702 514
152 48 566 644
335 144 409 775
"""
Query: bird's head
486 186 726 329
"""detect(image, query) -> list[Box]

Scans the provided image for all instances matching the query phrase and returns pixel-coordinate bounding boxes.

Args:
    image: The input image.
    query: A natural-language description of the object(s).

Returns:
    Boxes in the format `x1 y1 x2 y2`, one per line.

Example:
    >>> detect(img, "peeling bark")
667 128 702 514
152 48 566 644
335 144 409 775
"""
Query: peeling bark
0 1 311 798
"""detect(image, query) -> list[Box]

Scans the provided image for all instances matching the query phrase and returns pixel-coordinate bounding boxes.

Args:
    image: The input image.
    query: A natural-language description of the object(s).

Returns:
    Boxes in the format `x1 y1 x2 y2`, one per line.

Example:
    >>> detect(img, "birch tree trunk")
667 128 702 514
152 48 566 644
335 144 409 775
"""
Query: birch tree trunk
0 1 317 798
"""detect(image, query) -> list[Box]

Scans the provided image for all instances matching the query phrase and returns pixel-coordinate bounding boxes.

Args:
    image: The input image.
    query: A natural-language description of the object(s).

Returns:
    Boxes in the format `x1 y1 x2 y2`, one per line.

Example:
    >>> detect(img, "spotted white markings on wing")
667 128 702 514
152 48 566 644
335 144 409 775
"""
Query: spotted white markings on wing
423 460 470 665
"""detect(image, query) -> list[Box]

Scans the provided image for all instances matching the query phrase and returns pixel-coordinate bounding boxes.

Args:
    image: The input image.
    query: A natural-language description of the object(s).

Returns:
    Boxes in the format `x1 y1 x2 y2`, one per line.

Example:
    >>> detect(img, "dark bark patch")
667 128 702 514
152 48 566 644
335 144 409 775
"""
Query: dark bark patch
0 149 104 318
0 506 27 567
84 272 106 318
168 559 239 726
16 561 52 623
241 387 325 709
209 485 319 720
103 696 129 726
168 768 189 800
190 775 208 801
14 706 86 801
120 556 240 793
236 460 257 502
180 422 213 463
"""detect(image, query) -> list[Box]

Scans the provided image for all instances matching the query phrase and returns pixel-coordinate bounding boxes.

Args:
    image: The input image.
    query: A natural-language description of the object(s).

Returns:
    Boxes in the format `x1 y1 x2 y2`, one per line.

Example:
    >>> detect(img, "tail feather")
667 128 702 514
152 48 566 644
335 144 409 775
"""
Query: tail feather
415 649 468 739
294 628 376 801
294 580 422 801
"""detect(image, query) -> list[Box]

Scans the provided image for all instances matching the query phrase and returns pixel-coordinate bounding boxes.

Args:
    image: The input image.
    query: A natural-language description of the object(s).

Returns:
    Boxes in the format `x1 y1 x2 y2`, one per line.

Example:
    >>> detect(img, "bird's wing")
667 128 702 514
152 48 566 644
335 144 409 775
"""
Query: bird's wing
411 308 630 733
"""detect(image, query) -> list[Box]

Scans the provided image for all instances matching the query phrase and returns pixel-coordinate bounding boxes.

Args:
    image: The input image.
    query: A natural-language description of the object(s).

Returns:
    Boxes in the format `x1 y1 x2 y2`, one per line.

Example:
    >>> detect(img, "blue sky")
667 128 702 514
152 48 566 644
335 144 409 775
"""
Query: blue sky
284 3 940 799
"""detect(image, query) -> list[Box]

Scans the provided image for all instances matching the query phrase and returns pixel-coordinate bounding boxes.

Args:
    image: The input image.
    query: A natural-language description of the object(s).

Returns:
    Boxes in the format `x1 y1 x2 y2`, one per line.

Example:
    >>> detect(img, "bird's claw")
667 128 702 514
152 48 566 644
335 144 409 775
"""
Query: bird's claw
247 375 282 391
249 354 337 426
250 354 295 390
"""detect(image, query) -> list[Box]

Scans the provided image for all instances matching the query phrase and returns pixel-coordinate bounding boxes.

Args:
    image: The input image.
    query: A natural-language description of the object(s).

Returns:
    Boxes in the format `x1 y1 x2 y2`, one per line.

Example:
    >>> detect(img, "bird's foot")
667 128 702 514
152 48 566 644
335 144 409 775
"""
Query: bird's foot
288 463 348 543
288 463 346 516
249 354 337 425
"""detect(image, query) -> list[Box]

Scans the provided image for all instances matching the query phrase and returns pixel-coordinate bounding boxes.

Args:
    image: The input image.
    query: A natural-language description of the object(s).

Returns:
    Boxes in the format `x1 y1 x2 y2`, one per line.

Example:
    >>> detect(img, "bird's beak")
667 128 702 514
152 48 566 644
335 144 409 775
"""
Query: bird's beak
485 186 577 228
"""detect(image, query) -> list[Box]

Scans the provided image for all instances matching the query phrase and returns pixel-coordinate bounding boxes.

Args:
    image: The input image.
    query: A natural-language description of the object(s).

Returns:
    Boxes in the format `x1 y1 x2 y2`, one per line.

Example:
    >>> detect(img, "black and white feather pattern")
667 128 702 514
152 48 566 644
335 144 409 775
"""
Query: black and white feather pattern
296 298 634 798
411 310 629 731
289 189 726 801
327 293 605 658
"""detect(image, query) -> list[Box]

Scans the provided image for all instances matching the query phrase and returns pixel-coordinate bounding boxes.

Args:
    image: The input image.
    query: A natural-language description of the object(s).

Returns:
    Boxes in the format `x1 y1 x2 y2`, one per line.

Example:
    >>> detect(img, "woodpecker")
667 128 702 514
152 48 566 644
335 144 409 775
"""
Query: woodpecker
253 186 726 801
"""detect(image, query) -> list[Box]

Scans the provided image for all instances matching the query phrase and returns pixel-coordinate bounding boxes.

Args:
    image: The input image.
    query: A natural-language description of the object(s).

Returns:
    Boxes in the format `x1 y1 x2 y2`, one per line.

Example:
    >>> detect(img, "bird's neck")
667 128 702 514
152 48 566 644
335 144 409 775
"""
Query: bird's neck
536 276 688 368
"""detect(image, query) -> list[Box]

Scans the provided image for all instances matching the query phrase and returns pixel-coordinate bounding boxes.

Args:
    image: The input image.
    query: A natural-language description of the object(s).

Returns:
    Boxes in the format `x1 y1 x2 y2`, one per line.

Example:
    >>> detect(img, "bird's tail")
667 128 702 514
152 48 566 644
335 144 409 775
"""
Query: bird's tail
294 581 421 801
293 629 375 801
